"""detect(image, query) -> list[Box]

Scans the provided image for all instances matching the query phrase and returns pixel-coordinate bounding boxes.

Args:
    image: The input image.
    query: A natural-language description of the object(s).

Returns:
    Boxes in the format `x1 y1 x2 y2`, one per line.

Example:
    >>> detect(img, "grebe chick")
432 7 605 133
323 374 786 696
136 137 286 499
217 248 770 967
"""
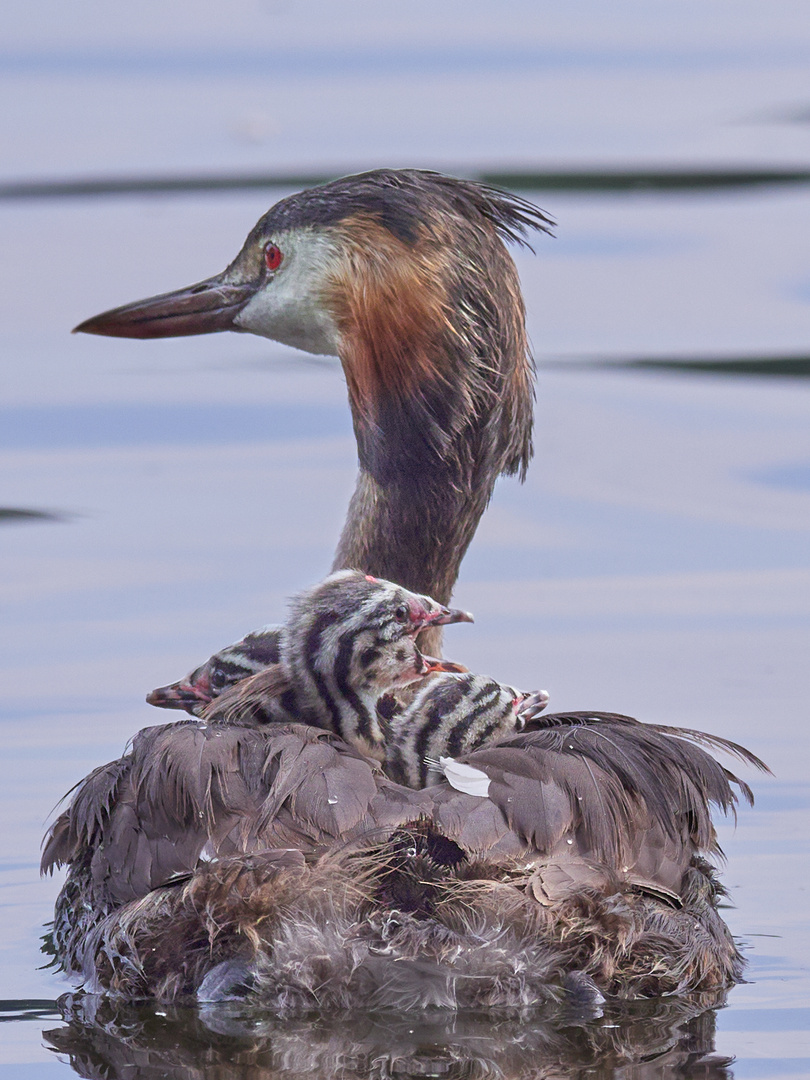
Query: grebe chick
385 673 549 788
147 625 284 715
201 572 471 737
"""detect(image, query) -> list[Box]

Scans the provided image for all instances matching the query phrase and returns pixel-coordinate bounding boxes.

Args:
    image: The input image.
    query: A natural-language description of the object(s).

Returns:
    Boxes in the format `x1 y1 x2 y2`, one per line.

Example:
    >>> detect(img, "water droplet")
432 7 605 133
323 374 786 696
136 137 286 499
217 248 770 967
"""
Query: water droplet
566 838 573 845
327 796 338 804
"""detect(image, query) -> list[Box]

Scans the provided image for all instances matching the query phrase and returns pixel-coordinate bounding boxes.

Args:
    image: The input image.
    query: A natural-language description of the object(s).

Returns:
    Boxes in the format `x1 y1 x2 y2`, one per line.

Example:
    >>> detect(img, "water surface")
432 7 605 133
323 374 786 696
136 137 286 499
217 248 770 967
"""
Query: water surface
1 3 809 1076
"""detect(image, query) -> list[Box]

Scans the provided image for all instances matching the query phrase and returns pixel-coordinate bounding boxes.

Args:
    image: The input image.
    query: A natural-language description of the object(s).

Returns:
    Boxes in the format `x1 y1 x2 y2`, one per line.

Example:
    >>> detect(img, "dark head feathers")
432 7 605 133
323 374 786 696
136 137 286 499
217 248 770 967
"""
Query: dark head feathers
251 169 554 248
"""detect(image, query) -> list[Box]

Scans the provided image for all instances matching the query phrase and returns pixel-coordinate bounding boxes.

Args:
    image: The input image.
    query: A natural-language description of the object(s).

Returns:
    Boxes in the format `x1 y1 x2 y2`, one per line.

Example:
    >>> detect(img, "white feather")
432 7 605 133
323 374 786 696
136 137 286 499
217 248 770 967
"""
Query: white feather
438 756 491 798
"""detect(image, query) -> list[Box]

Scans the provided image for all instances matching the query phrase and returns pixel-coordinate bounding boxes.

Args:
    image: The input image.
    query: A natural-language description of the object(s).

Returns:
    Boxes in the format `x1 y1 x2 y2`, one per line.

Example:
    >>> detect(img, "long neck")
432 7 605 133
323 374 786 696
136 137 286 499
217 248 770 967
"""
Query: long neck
332 470 483 607
328 214 534 652
331 441 496 659
330 358 498 655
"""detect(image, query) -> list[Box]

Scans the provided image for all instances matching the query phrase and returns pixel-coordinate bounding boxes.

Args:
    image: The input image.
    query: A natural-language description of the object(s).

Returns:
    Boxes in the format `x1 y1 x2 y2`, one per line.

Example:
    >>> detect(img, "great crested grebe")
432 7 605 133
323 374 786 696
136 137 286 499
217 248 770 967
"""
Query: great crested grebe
46 169 765 1007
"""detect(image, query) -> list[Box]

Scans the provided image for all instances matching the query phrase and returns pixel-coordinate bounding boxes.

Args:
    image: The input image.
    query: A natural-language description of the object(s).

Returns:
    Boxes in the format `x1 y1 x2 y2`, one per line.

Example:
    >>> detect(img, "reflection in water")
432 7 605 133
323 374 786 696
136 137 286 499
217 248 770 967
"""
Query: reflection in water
4 167 810 201
45 993 733 1080
595 355 810 377
0 998 61 1022
0 507 64 523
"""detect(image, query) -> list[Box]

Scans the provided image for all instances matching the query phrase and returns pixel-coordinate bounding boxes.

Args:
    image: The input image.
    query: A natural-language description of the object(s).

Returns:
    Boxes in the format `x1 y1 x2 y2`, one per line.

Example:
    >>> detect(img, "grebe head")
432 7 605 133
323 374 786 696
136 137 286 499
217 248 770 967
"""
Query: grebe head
146 624 283 715
74 170 550 349
74 170 552 619
74 170 550 473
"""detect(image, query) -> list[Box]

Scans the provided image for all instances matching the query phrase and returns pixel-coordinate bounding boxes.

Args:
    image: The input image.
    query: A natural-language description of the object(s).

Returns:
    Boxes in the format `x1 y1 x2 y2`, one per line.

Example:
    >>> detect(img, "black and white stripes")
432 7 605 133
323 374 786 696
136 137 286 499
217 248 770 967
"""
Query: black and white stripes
149 571 543 787
386 673 536 788
282 570 472 757
146 624 284 715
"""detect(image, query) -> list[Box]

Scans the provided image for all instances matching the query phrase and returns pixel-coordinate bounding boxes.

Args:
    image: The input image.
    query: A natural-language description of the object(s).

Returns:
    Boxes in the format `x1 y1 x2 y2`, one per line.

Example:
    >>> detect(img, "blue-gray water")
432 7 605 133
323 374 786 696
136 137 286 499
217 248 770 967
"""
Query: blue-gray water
1 2 809 1076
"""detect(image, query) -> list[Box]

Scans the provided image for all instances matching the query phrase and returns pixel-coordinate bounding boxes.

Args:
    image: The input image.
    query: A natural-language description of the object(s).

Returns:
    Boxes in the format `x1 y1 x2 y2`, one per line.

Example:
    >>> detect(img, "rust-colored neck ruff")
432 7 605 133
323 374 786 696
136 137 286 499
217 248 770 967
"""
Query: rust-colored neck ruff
329 216 451 448
326 209 534 635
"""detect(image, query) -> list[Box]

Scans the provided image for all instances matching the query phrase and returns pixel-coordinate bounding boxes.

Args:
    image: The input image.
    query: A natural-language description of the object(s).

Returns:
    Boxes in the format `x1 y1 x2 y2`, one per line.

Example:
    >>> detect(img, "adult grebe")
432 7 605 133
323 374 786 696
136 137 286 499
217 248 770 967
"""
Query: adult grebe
48 170 765 1006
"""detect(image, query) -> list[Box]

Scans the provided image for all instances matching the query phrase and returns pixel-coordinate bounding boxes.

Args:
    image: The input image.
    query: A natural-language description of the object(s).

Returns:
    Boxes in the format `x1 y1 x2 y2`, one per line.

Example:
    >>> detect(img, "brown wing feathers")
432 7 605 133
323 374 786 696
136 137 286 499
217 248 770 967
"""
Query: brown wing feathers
552 713 765 826
43 697 762 906
465 714 766 862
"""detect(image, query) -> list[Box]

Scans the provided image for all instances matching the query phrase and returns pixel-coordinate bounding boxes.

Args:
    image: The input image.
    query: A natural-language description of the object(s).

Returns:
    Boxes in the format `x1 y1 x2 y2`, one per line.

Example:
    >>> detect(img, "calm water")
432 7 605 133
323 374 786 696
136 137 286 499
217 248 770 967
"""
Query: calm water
2 3 810 1077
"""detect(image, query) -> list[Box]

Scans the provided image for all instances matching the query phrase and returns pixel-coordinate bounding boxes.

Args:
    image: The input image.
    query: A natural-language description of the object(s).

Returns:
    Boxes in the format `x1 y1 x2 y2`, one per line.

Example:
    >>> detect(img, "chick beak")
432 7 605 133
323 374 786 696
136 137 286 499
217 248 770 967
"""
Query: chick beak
73 274 257 339
421 605 474 629
515 689 551 728
146 675 212 715
419 656 469 675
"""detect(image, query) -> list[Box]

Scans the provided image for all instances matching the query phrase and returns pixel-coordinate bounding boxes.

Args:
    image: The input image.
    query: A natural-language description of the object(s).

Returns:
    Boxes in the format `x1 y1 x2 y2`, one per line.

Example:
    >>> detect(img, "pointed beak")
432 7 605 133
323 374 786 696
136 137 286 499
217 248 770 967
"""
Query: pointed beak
146 673 212 715
73 274 258 339
419 656 469 675
424 606 474 628
516 689 550 728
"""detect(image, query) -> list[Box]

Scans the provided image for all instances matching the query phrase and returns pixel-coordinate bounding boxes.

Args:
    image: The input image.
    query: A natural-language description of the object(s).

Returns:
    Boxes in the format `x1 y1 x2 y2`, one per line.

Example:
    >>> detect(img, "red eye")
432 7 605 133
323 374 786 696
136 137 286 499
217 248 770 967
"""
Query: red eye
264 243 283 271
